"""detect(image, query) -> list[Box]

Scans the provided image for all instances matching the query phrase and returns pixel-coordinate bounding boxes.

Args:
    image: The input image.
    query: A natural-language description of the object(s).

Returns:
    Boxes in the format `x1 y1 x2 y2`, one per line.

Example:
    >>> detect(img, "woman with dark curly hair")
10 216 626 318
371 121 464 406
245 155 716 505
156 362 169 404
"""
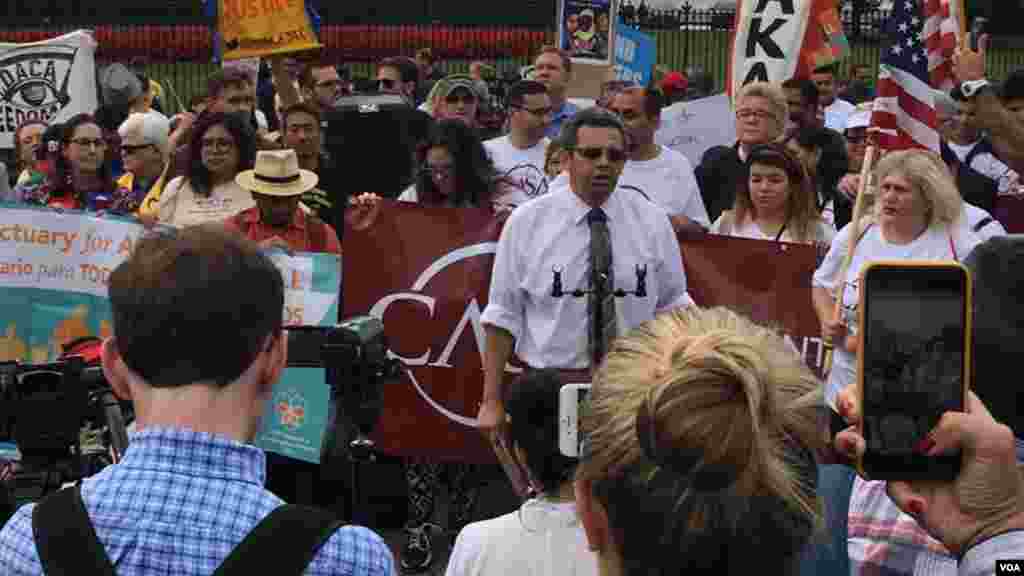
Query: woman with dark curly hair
12 114 119 212
157 111 257 227
395 119 530 210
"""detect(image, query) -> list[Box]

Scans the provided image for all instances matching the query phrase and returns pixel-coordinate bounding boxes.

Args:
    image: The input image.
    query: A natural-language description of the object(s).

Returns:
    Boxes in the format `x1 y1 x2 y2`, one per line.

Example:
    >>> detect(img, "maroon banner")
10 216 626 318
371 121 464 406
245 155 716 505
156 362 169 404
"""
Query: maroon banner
996 195 1024 234
344 202 825 463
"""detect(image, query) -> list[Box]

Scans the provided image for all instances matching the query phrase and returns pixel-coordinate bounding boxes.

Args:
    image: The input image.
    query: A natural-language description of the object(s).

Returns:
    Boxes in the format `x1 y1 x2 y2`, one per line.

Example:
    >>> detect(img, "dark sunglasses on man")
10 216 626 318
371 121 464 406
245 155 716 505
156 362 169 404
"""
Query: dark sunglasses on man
571 146 628 163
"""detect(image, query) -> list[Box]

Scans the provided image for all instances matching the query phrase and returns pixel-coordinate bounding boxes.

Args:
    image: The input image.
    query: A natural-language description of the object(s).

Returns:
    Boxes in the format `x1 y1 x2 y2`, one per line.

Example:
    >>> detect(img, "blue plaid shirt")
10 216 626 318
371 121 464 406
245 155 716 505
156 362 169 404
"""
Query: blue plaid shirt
0 427 395 575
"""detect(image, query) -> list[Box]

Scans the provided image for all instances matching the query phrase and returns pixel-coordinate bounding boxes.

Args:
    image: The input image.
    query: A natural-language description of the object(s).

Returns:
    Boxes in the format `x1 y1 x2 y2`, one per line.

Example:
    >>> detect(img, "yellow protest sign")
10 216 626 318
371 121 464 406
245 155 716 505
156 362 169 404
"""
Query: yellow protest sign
218 0 321 60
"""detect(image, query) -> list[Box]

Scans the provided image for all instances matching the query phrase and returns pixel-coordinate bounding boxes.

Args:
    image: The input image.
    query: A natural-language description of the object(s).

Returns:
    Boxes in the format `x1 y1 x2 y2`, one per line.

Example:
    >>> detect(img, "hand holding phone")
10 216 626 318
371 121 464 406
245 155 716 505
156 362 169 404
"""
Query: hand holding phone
856 262 971 482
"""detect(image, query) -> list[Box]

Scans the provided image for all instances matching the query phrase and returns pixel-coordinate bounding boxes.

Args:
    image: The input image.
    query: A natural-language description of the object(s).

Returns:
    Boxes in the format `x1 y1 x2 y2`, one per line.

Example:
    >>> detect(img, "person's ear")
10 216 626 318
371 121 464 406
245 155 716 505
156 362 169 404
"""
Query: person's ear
258 330 288 398
101 337 132 401
574 479 611 553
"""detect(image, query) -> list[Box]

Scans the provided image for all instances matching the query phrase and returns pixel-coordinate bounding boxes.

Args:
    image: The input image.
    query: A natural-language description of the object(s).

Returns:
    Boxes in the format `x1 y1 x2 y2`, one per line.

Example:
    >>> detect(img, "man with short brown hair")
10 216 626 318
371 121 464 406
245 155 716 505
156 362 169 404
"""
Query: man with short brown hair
533 46 578 139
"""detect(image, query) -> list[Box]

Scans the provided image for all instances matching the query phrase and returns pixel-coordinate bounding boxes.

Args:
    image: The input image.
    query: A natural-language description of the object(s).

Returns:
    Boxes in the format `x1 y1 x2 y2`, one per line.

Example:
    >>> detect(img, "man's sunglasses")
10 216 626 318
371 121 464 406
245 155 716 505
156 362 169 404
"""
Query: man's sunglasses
571 146 627 163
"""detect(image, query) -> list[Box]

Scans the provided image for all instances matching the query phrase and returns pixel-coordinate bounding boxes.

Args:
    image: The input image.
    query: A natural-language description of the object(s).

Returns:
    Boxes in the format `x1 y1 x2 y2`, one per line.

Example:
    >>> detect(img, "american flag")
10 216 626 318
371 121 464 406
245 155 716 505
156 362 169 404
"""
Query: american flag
924 0 963 91
871 0 941 151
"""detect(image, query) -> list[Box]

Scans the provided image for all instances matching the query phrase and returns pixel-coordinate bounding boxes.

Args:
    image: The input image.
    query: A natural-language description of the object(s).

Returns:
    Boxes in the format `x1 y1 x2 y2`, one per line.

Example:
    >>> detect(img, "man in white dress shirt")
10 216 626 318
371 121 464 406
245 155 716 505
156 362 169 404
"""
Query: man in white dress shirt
477 108 693 432
608 86 710 238
484 80 552 201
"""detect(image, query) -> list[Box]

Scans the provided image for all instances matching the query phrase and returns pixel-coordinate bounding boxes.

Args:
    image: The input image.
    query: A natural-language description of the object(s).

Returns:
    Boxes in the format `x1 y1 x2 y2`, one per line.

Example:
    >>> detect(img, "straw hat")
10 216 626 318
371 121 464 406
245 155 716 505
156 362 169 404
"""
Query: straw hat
235 149 318 197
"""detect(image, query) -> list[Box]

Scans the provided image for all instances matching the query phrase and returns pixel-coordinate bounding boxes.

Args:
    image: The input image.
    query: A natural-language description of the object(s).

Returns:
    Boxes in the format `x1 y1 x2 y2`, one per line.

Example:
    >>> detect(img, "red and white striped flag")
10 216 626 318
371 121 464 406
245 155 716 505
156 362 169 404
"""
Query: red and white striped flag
871 0 940 151
924 0 964 92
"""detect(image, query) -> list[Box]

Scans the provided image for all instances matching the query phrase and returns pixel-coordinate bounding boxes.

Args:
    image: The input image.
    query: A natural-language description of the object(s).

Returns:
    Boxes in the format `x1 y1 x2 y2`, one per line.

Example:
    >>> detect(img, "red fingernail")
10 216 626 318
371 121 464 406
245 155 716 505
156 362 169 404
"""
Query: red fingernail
913 438 935 454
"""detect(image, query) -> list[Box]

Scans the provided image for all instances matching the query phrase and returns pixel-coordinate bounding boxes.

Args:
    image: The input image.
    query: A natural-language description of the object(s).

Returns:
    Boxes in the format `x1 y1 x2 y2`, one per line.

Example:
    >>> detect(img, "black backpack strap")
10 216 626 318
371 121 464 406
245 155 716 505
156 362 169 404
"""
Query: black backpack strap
212 504 343 576
32 485 117 576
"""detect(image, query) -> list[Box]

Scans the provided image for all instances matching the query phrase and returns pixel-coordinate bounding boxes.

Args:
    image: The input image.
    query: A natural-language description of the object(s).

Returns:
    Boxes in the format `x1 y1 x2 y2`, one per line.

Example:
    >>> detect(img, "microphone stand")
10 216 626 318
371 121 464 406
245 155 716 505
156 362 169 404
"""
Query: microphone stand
551 264 647 367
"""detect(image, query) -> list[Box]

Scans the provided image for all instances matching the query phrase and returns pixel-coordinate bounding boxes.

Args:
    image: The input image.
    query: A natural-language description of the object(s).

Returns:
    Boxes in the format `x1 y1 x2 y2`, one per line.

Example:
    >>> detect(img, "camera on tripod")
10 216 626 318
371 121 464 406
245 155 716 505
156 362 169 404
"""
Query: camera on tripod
0 352 131 521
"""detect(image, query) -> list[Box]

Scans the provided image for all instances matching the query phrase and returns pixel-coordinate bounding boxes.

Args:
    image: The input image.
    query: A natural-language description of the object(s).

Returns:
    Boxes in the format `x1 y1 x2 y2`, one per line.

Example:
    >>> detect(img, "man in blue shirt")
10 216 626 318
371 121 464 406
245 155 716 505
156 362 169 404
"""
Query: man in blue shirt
0 225 394 576
533 46 579 139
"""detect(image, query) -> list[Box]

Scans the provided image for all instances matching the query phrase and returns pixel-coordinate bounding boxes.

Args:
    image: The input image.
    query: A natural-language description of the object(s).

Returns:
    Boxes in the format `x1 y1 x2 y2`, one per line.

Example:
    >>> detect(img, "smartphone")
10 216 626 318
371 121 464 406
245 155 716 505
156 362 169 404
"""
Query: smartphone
970 17 988 51
559 383 591 458
857 261 971 481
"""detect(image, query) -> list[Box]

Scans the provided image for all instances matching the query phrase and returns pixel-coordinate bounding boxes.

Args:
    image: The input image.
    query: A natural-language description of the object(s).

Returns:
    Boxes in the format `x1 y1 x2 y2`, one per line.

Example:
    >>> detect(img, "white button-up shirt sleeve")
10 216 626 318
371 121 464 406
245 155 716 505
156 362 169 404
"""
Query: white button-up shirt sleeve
653 210 694 313
481 210 525 342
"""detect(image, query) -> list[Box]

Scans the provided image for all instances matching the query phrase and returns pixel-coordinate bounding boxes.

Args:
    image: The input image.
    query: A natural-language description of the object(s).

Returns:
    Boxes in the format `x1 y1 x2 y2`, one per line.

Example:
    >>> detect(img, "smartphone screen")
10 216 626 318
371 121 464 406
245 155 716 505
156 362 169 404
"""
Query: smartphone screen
860 264 968 481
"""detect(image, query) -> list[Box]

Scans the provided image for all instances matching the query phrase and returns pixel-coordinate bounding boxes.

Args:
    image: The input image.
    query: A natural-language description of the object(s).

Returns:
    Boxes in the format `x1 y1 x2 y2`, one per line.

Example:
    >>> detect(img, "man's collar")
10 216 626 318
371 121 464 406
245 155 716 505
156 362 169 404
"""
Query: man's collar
121 426 267 486
560 185 613 226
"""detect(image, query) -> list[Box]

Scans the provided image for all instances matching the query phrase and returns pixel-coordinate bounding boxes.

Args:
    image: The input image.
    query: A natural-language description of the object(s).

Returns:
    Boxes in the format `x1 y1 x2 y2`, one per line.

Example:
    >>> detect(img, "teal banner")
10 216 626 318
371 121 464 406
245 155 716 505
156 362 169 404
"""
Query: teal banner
0 204 341 462
253 367 330 464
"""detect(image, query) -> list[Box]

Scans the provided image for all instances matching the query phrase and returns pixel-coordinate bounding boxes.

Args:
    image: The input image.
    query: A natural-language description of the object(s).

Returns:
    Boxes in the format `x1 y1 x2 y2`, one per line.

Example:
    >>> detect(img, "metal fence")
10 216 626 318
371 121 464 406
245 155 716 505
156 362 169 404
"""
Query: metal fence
2 7 1024 111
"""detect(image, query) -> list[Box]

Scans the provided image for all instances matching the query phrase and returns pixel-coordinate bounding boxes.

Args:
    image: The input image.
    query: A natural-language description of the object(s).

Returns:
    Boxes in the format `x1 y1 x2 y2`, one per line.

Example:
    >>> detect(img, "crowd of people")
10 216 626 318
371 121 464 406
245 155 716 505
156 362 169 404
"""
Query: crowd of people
0 30 1022 576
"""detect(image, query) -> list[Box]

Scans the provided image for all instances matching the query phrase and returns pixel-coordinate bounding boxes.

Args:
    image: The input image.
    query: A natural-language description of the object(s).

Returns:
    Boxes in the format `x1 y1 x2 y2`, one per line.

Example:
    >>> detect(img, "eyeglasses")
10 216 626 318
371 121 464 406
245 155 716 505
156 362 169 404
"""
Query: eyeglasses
512 105 553 117
70 138 107 150
121 143 153 156
377 78 398 90
736 109 776 121
201 138 236 150
571 146 627 163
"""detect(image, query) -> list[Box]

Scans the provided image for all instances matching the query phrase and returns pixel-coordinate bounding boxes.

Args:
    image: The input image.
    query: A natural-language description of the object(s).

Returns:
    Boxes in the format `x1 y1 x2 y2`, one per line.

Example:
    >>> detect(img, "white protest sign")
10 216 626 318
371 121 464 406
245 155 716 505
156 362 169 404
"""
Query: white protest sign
0 30 98 149
730 0 812 98
655 93 737 167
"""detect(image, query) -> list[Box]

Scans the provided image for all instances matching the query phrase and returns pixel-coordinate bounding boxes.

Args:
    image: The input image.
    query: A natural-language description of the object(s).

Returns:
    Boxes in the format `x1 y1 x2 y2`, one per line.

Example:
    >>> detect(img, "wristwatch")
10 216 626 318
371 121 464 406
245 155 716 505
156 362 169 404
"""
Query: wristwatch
960 79 992 99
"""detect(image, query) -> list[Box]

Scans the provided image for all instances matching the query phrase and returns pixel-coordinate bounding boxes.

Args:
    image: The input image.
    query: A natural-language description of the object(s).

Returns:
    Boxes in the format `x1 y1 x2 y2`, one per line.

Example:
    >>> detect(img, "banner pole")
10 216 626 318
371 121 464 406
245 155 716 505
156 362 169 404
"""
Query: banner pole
821 145 876 383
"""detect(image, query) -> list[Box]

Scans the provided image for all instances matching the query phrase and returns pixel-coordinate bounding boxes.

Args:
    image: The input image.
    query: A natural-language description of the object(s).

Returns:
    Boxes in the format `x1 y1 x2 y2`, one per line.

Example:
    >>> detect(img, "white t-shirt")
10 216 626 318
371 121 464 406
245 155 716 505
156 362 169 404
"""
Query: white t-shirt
711 214 835 245
484 135 551 200
824 98 856 132
158 177 255 228
812 222 982 404
445 500 598 576
617 145 710 227
962 202 1007 241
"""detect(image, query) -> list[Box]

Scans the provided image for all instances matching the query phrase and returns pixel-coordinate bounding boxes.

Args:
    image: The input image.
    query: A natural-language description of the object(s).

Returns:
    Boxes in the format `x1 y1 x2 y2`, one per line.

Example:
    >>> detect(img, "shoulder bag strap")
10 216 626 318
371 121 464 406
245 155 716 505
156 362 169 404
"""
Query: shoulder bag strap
32 485 117 576
212 504 343 576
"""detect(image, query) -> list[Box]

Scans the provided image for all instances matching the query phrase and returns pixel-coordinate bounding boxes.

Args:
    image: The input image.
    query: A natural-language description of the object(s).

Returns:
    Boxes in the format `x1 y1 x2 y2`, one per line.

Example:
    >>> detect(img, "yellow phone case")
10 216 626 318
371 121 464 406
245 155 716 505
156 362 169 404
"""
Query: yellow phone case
854 260 972 480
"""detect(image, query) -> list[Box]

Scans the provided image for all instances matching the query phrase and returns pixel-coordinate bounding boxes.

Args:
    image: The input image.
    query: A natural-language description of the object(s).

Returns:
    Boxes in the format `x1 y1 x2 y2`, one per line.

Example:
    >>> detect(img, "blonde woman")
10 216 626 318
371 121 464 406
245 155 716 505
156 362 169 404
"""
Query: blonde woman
575 307 824 575
812 149 982 406
712 143 834 246
696 81 788 222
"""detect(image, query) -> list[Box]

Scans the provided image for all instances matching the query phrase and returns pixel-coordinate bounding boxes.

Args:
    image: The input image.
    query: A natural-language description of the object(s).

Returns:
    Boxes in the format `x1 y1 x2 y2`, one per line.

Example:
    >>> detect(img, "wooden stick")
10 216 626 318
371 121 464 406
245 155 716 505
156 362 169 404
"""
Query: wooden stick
822 145 876 378
163 77 186 115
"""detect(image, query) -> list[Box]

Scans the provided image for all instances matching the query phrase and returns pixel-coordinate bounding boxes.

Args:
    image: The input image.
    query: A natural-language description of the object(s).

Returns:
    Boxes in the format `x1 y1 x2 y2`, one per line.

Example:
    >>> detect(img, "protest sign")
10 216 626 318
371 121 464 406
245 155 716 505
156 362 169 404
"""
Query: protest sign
217 0 321 60
729 0 849 98
343 202 825 463
558 0 615 64
655 93 738 167
613 23 655 85
0 30 97 149
253 366 330 464
0 204 340 461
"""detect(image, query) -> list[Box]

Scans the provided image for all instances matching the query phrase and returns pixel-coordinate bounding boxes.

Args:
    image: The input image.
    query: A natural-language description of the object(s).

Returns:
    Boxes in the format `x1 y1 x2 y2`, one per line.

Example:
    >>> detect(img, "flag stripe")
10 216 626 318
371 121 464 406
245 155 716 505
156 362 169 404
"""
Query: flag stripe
871 0 941 152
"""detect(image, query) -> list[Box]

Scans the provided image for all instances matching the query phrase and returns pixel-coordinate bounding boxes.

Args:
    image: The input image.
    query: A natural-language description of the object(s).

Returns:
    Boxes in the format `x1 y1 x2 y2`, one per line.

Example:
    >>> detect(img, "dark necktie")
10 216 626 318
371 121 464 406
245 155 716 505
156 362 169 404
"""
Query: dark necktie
587 208 616 366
